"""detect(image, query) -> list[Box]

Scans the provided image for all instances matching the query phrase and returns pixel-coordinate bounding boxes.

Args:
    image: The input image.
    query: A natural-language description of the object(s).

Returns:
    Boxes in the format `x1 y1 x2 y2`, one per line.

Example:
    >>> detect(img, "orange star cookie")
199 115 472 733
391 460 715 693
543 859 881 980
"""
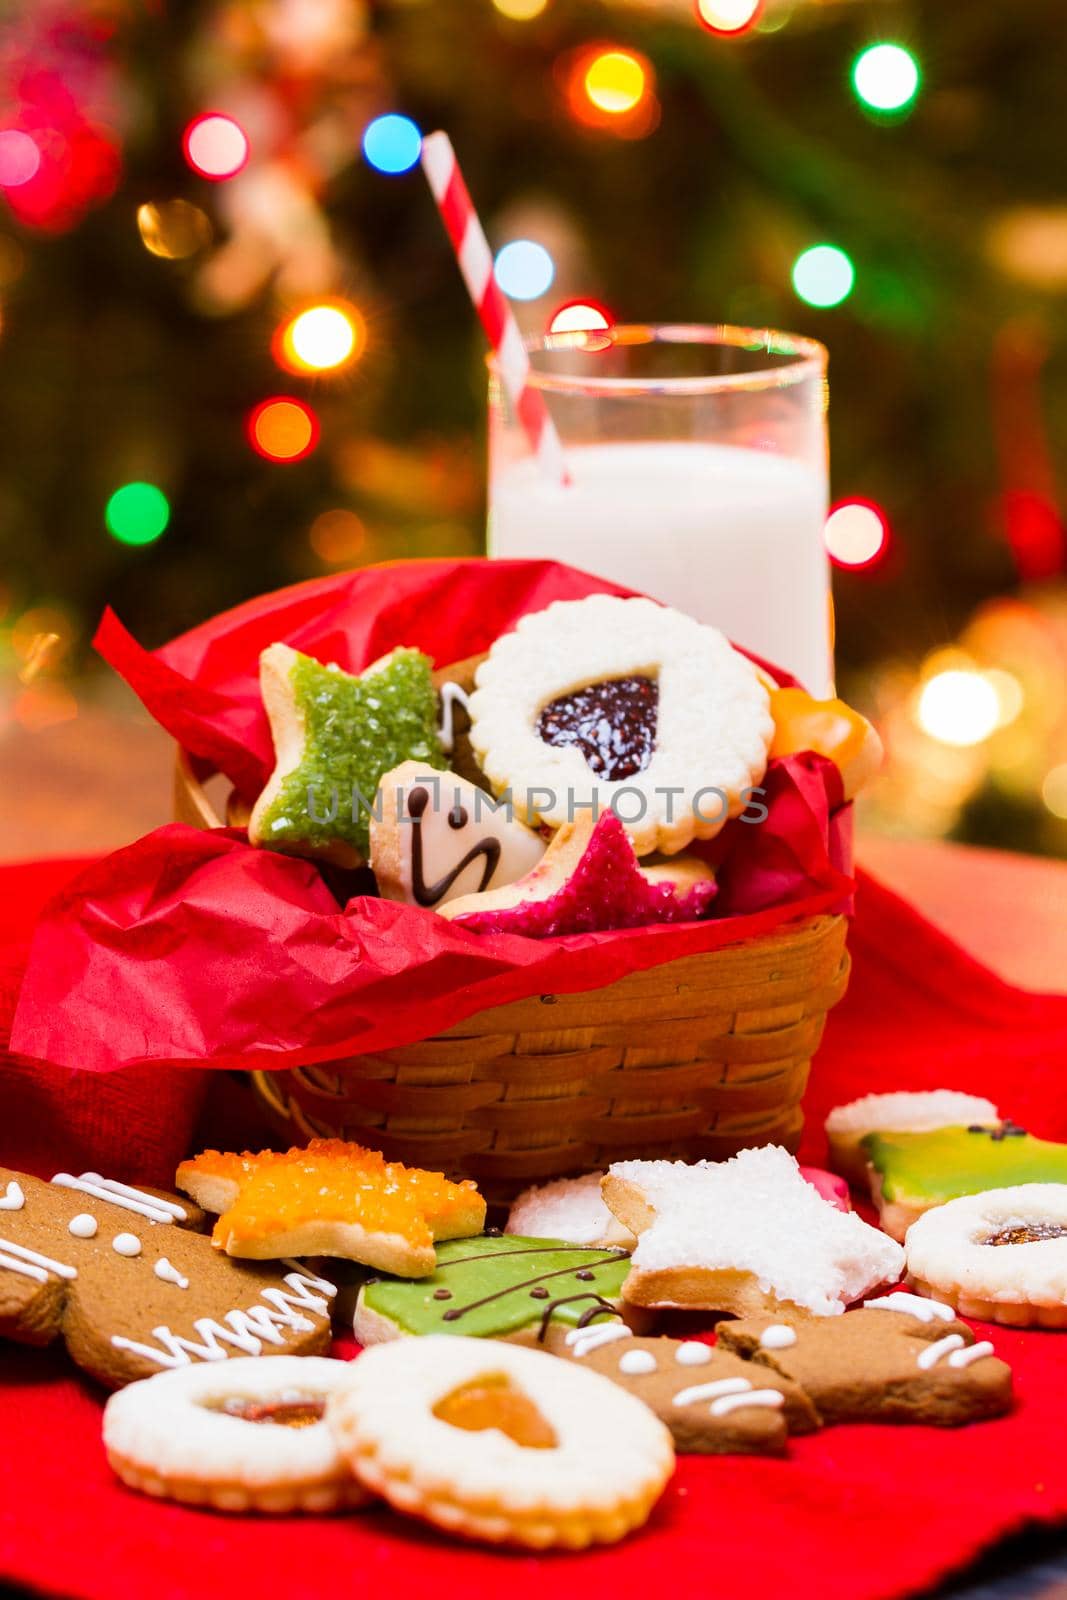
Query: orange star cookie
177 1140 486 1278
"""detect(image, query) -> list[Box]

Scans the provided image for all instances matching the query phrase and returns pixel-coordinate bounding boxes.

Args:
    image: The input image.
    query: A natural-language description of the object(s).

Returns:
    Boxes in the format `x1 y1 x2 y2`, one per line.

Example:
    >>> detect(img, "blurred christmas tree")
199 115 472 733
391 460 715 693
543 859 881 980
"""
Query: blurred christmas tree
2 0 1067 854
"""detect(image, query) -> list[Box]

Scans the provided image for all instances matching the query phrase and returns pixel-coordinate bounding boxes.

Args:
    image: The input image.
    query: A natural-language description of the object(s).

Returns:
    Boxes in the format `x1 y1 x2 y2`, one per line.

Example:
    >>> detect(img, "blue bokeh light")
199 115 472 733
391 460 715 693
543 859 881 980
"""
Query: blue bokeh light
493 239 556 301
362 114 422 175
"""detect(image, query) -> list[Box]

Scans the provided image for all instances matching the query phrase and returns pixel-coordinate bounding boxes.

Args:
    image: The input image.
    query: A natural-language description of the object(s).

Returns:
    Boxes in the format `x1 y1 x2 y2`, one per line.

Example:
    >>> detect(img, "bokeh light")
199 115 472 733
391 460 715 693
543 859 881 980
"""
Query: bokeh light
1042 764 1067 820
549 301 612 334
852 43 921 114
105 483 171 546
917 670 1000 747
275 301 365 375
583 50 648 115
792 243 855 308
362 114 422 175
494 239 555 301
11 605 74 667
247 397 319 463
309 508 367 564
0 130 40 188
984 668 1024 729
137 199 212 260
492 0 548 16
824 499 889 568
182 114 249 180
695 0 761 36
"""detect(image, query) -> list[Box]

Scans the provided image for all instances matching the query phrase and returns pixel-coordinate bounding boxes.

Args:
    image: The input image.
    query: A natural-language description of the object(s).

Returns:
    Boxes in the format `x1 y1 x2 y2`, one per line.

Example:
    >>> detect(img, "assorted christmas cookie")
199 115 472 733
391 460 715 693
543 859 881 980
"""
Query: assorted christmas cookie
717 1304 1013 1427
602 1146 904 1317
506 1173 636 1249
768 687 883 800
862 1123 1067 1241
249 642 447 867
352 1234 639 1346
103 1355 370 1513
438 810 716 936
176 1140 485 1278
326 1334 675 1548
0 1166 334 1387
904 1183 1067 1327
825 1090 1001 1187
542 1321 818 1453
369 760 546 910
466 594 773 856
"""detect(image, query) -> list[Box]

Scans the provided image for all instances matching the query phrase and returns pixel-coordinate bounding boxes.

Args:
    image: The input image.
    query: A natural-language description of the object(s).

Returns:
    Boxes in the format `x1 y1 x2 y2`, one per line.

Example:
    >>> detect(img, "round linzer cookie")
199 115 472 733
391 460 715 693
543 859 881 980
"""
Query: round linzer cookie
327 1334 675 1548
467 595 773 856
904 1183 1067 1327
0 1166 335 1387
104 1355 370 1513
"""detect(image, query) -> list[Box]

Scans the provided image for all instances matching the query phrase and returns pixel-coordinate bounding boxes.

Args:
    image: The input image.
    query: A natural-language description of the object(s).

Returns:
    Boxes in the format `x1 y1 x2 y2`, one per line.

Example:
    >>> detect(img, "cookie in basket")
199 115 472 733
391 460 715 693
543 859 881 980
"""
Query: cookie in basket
862 1123 1067 1240
466 594 773 856
602 1146 903 1316
176 1140 486 1278
541 1320 818 1453
717 1302 1012 1426
904 1183 1067 1327
249 642 447 867
0 1166 335 1387
825 1090 1001 1187
327 1334 675 1548
767 687 883 800
104 1355 370 1513
438 809 716 935
353 1233 642 1345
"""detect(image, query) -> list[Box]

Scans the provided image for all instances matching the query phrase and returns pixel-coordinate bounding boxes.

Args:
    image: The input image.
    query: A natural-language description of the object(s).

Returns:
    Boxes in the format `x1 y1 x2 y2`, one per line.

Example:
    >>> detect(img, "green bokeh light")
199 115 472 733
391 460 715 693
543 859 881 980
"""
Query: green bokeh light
105 481 171 546
792 244 855 308
852 43 921 114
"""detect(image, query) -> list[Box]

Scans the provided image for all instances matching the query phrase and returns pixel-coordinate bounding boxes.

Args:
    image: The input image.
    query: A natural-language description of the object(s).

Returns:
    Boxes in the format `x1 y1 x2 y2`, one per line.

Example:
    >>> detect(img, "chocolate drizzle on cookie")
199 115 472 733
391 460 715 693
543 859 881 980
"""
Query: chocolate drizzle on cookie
407 785 501 907
967 1121 1028 1141
536 676 658 782
432 1243 628 1325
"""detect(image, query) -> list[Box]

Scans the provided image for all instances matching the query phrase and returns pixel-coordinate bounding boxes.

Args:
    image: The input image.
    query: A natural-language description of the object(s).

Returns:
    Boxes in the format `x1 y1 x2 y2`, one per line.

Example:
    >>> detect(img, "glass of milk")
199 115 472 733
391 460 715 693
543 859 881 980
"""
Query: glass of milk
487 323 832 694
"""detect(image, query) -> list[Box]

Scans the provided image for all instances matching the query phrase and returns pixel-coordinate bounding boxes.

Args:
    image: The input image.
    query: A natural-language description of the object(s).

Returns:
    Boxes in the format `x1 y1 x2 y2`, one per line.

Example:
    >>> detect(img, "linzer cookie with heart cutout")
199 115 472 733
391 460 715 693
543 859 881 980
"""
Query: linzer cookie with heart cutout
0 1165 334 1387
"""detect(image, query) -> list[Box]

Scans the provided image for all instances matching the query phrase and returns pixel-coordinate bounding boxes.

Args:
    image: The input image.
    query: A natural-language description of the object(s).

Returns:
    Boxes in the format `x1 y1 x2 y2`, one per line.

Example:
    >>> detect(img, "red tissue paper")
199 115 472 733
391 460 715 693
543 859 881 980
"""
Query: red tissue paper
11 559 853 1075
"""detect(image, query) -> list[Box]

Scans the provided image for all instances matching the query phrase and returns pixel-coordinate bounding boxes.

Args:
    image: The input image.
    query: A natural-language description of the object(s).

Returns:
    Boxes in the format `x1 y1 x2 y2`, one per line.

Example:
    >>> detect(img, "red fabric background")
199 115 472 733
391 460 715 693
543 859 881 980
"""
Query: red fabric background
4 860 1067 1599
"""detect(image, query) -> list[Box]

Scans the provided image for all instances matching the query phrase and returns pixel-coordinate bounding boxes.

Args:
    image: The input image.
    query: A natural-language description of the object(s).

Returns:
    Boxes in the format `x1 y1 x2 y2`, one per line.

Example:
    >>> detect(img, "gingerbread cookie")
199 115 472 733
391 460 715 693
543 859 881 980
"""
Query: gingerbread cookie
542 1321 817 1453
467 594 773 856
104 1355 370 1512
506 1174 636 1249
369 761 546 910
768 687 883 801
353 1234 639 1346
249 642 447 867
433 651 489 790
904 1183 1067 1327
602 1146 903 1317
717 1304 1012 1426
176 1140 485 1278
438 810 716 935
0 1166 334 1387
825 1091 1001 1187
862 1123 1067 1240
327 1334 675 1548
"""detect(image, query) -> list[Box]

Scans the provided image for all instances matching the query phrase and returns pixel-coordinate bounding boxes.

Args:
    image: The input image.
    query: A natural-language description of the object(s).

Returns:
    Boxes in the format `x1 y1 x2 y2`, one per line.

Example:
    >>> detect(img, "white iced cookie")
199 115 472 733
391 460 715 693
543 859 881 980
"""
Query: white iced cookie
825 1090 1001 1187
904 1183 1067 1328
506 1173 635 1249
103 1356 371 1513
467 595 773 856
369 761 546 909
326 1334 674 1548
602 1145 904 1318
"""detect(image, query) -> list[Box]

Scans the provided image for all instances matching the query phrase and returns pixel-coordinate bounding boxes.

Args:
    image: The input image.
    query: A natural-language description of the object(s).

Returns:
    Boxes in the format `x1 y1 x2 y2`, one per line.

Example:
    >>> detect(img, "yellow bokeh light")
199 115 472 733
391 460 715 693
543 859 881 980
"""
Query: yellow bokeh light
492 0 548 17
276 301 365 375
984 667 1024 729
916 670 1000 748
584 50 647 116
137 199 213 260
1042 763 1067 819
309 508 367 564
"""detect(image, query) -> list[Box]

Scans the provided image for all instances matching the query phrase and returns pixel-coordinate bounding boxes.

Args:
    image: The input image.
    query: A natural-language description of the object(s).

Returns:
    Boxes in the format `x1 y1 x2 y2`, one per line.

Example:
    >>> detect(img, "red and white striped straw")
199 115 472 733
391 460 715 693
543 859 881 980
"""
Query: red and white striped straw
421 130 570 487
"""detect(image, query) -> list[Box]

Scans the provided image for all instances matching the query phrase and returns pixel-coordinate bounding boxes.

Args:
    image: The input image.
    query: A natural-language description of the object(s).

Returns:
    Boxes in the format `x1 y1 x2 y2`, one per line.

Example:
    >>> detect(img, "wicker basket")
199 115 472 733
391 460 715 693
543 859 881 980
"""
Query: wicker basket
175 748 850 1201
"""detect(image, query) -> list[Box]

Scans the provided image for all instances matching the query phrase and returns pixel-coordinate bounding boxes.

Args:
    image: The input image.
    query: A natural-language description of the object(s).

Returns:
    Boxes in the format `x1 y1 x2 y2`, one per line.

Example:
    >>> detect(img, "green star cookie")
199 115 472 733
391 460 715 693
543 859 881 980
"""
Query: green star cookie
864 1123 1067 1240
353 1234 636 1346
249 642 447 866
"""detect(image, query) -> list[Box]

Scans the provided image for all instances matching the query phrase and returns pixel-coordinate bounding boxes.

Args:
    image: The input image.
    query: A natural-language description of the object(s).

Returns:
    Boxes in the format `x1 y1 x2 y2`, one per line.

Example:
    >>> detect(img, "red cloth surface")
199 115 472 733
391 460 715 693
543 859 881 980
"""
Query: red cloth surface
4 859 1067 1600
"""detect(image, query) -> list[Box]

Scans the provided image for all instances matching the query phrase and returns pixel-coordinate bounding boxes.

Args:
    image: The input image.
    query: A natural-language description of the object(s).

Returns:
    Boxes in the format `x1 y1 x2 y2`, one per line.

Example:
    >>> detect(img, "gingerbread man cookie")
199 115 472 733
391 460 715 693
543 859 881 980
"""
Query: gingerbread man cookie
717 1302 1012 1426
0 1166 334 1387
541 1321 817 1454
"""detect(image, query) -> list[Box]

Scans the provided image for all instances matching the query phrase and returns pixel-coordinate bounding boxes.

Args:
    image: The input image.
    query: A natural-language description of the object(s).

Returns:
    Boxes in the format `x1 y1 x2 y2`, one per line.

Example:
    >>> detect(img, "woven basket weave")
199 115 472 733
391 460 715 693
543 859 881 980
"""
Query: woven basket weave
176 748 850 1201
